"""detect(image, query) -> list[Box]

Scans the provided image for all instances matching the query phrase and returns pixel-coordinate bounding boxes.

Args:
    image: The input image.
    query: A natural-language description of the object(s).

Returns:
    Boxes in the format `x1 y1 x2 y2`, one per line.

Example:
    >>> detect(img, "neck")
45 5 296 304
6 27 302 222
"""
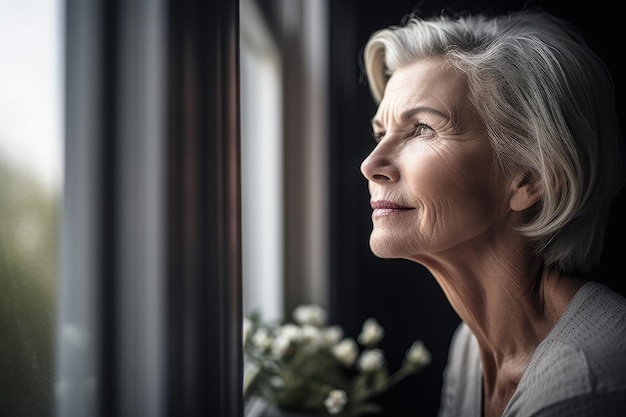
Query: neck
414 239 585 416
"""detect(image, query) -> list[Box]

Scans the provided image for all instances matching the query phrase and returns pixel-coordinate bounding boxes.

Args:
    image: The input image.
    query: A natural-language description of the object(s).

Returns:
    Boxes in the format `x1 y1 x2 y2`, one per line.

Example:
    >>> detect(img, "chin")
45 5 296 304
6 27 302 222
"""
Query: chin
369 234 406 259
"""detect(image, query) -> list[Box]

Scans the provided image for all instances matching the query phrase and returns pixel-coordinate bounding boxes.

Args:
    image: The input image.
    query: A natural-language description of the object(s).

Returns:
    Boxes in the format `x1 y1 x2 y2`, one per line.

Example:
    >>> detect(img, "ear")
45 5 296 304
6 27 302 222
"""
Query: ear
510 171 543 211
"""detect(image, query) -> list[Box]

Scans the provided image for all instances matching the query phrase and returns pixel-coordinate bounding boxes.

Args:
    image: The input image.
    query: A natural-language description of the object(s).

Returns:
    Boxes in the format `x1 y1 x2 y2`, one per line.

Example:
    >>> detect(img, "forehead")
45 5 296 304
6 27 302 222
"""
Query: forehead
374 58 471 122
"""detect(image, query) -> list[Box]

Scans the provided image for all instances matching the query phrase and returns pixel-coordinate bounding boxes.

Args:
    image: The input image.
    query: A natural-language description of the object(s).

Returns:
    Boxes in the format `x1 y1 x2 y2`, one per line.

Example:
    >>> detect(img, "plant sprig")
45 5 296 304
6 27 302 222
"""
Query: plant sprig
243 304 431 416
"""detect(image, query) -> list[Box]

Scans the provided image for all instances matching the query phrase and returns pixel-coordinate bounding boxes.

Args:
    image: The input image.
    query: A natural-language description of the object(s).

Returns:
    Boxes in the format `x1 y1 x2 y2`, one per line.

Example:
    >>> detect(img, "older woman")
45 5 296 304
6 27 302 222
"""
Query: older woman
359 8 626 417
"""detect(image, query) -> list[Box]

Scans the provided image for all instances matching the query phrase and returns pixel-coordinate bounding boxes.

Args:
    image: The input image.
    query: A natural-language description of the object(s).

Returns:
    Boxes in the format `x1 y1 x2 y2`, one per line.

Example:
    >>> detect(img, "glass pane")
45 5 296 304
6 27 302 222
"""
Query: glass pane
0 1 64 415
240 0 284 395
240 0 284 327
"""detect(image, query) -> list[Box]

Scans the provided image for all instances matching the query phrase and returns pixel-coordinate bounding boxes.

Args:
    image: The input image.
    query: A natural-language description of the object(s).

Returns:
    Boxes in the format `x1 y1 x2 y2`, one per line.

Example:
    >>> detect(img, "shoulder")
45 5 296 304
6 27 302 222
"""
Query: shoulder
552 281 626 376
529 390 626 417
438 322 481 417
505 281 626 416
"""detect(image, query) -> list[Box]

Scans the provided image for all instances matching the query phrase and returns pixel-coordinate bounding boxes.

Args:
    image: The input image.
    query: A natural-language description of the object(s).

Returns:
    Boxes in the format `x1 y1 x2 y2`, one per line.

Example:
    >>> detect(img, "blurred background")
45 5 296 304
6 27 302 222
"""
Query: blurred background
0 1 63 415
0 0 623 416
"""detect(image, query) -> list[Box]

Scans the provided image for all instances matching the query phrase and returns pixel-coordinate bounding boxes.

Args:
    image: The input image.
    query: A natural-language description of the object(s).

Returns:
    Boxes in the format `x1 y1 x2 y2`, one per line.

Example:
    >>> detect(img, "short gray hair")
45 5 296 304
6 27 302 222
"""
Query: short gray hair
363 9 625 274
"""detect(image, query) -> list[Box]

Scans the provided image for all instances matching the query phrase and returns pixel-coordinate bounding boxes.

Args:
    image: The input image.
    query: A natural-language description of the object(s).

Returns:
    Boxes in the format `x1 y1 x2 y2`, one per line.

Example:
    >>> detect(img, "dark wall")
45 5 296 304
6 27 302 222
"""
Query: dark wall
328 1 625 416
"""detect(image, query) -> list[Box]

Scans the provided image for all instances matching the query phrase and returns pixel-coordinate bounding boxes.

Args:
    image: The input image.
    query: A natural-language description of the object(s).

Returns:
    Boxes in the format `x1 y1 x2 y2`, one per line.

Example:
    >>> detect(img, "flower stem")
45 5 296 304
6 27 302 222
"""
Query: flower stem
364 367 413 400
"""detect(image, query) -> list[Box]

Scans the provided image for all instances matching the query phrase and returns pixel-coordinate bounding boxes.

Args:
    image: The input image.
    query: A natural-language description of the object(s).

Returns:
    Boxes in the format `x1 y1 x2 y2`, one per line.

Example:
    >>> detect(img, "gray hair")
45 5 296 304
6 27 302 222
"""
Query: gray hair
363 9 625 274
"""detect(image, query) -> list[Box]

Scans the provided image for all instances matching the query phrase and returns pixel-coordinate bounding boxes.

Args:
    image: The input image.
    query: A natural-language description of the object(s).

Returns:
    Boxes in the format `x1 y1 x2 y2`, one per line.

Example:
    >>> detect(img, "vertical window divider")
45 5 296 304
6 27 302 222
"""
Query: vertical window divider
165 0 243 416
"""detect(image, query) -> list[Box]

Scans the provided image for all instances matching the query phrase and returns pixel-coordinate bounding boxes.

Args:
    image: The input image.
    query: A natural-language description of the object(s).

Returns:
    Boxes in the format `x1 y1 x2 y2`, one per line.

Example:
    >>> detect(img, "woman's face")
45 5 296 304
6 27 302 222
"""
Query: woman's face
360 58 508 261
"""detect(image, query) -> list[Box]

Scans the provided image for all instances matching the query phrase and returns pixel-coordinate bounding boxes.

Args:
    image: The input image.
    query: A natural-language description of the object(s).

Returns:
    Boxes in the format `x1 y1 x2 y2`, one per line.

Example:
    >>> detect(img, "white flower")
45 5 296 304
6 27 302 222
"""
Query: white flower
322 325 344 346
276 323 302 342
358 349 385 372
293 304 327 327
251 328 272 350
405 340 431 368
324 389 348 414
332 338 358 366
271 324 305 357
301 324 322 342
242 317 253 344
271 334 292 358
357 318 384 346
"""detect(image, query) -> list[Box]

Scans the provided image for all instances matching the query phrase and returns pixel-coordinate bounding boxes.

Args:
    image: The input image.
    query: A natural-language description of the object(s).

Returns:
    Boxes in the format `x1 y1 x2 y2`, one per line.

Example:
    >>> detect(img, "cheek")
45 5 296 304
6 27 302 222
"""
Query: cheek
416 146 499 227
377 144 501 255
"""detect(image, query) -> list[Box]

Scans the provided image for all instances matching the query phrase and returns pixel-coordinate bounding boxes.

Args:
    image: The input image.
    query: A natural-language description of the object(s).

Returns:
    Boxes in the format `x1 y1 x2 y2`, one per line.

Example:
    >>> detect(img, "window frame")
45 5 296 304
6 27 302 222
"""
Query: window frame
58 1 243 416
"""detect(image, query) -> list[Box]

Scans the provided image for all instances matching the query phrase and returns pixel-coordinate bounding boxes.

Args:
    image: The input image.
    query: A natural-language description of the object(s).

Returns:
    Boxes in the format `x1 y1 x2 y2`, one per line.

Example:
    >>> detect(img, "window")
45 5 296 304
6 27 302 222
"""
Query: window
1 1 332 416
240 0 285 325
0 1 64 415
239 0 330 324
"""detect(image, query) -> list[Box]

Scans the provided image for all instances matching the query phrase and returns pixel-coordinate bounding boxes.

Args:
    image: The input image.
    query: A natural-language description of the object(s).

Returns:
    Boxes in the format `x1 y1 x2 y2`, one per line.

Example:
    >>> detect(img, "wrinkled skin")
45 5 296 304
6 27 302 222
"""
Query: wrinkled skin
361 58 510 265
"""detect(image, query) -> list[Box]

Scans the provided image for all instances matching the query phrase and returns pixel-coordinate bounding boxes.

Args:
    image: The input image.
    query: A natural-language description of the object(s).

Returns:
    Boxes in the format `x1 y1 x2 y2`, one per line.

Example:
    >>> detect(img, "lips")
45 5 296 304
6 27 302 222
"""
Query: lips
370 200 414 216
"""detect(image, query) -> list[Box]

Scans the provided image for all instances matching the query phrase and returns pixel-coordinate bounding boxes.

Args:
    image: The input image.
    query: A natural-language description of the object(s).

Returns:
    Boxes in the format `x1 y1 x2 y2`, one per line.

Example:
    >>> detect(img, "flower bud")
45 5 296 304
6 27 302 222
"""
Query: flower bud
276 323 302 342
324 389 348 414
405 340 431 368
358 318 384 346
332 338 358 366
242 317 253 345
293 304 328 327
322 325 344 346
271 334 292 358
251 328 272 351
358 349 385 372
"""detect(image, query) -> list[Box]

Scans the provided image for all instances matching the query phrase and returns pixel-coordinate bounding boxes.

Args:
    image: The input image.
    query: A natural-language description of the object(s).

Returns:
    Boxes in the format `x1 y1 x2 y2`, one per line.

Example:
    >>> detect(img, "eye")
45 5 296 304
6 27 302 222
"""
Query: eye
414 122 435 137
371 130 385 143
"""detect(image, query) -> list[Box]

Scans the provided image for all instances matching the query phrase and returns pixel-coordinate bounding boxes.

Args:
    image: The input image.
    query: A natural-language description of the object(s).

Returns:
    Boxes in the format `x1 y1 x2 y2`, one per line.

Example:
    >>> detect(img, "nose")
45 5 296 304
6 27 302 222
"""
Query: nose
360 142 398 183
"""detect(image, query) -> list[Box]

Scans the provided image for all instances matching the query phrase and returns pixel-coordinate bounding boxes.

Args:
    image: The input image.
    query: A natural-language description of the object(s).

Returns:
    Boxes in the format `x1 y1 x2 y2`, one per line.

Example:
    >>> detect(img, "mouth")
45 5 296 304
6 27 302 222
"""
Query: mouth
370 200 414 217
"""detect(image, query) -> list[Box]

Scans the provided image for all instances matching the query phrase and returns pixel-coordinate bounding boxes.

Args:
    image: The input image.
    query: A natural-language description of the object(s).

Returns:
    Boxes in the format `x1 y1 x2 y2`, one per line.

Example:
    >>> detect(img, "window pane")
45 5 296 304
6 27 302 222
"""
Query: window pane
0 0 64 415
240 0 284 324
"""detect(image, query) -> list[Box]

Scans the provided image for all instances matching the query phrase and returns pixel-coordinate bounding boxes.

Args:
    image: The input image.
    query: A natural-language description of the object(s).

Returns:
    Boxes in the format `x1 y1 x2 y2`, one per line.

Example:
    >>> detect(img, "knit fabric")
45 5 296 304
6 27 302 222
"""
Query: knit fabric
438 281 626 417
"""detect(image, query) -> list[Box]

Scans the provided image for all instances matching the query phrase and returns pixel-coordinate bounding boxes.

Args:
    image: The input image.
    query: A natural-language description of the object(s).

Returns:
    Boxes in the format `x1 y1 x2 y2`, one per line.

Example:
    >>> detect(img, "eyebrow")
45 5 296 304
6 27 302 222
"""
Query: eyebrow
371 106 449 128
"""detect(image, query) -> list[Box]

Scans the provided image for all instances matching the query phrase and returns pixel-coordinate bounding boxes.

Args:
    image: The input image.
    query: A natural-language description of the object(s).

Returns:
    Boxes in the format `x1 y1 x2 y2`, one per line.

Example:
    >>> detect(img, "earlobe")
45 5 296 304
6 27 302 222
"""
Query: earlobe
510 172 543 211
